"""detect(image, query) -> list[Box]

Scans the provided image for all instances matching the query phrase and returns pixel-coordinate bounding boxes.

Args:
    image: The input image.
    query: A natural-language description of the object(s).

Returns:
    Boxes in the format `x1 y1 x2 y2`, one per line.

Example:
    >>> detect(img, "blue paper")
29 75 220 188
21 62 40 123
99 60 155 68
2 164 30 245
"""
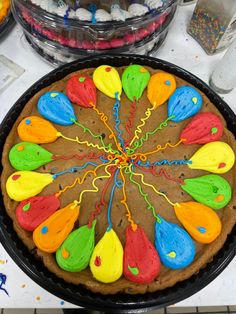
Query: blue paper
38 91 76 126
155 217 195 269
168 86 202 122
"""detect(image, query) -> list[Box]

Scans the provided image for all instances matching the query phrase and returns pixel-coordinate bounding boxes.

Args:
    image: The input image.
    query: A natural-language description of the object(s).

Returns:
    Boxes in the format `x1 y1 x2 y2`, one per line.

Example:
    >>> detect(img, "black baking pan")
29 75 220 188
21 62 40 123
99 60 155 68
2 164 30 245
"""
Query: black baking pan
0 55 236 313
0 12 15 40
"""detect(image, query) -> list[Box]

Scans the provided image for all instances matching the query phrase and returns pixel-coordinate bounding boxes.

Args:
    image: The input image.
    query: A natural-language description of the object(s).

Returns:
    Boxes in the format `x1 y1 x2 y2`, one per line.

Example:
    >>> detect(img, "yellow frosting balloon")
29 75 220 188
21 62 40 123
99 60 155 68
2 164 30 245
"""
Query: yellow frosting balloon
18 116 59 144
93 65 122 99
6 171 53 201
189 141 235 174
174 202 222 243
147 72 176 108
33 201 80 253
90 228 123 283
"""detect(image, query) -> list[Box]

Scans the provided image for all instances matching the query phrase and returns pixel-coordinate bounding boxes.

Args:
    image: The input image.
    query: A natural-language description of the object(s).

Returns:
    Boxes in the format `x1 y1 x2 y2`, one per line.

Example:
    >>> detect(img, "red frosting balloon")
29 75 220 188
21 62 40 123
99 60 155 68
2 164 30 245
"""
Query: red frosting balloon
66 75 97 108
16 195 60 231
123 225 161 284
180 112 223 145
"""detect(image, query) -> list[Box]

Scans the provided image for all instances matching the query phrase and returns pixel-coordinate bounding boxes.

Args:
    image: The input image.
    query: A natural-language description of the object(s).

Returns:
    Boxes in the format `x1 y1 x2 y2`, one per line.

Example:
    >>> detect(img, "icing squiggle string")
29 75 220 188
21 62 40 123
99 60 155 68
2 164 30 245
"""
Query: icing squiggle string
57 132 118 155
77 163 117 205
135 164 184 185
53 161 99 179
125 166 161 223
89 102 124 155
124 98 137 146
137 159 192 166
137 139 186 160
127 115 174 155
52 152 106 161
120 168 137 231
128 106 155 149
70 118 119 154
113 92 125 151
107 168 122 231
88 166 117 227
129 166 179 207
55 162 111 198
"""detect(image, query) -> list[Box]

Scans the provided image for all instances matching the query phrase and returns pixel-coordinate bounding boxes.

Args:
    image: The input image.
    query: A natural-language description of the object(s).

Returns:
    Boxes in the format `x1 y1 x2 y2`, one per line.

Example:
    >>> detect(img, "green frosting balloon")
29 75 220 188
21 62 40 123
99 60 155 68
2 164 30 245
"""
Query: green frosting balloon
9 142 53 171
56 220 96 272
122 64 151 102
181 174 232 210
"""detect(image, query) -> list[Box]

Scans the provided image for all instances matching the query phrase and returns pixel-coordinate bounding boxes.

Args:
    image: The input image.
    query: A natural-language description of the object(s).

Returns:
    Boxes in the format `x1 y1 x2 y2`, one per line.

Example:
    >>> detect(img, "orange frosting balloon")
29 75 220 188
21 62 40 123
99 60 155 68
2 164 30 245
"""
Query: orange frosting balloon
174 202 222 244
18 116 58 144
147 72 176 108
33 201 80 253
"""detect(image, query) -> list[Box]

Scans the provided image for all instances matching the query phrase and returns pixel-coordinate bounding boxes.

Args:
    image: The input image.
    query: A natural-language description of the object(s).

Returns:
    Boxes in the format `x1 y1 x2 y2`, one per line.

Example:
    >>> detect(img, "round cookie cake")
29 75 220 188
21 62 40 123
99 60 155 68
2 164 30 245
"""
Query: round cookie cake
1 62 236 295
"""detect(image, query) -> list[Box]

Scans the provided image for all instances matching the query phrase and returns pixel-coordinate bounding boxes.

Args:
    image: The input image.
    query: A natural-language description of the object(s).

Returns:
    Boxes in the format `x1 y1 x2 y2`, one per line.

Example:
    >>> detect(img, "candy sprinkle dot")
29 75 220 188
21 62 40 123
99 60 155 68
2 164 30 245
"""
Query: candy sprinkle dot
105 67 112 72
60 301 65 306
41 226 48 234
140 67 147 73
192 97 198 104
36 296 41 301
17 145 25 151
215 194 225 202
165 80 171 86
79 77 86 82
211 127 218 134
62 248 70 259
51 93 58 97
25 119 31 125
12 174 21 181
166 251 176 258
23 203 31 212
197 226 206 233
94 256 101 266
218 162 226 169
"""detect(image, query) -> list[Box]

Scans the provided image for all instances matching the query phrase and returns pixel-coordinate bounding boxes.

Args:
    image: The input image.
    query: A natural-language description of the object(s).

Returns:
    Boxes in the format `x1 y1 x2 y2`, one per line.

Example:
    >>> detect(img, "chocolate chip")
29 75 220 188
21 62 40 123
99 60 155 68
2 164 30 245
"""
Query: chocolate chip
101 133 106 139
117 219 123 227
59 184 63 190
233 205 236 209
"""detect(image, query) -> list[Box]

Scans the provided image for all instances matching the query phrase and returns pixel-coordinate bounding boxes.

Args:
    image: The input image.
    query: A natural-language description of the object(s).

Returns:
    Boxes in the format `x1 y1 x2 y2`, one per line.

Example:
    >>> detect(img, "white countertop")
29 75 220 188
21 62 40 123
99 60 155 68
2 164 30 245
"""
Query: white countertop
0 4 236 309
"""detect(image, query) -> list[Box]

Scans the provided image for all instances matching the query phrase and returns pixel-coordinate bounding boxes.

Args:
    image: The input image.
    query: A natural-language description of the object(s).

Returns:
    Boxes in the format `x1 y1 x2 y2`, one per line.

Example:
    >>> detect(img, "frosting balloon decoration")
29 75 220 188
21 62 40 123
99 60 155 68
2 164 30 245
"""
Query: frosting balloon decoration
6 171 54 201
7 65 234 286
90 228 123 283
33 201 80 253
147 72 176 108
124 225 160 283
180 112 223 145
155 217 195 269
66 75 96 108
17 116 58 144
93 65 122 99
189 141 235 174
181 175 232 210
9 142 53 171
38 92 77 125
168 86 202 122
174 202 222 243
56 220 96 272
122 65 150 102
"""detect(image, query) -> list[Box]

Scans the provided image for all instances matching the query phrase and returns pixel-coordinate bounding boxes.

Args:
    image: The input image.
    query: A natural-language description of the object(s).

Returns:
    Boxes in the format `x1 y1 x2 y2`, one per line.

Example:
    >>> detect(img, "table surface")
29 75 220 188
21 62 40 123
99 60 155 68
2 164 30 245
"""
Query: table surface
0 4 236 309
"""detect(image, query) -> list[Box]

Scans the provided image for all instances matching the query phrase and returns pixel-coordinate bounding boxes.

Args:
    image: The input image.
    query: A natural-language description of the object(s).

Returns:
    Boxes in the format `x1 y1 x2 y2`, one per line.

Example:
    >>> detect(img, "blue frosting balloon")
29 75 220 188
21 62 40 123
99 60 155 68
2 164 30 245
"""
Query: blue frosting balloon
168 86 202 122
155 217 195 269
38 91 77 126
